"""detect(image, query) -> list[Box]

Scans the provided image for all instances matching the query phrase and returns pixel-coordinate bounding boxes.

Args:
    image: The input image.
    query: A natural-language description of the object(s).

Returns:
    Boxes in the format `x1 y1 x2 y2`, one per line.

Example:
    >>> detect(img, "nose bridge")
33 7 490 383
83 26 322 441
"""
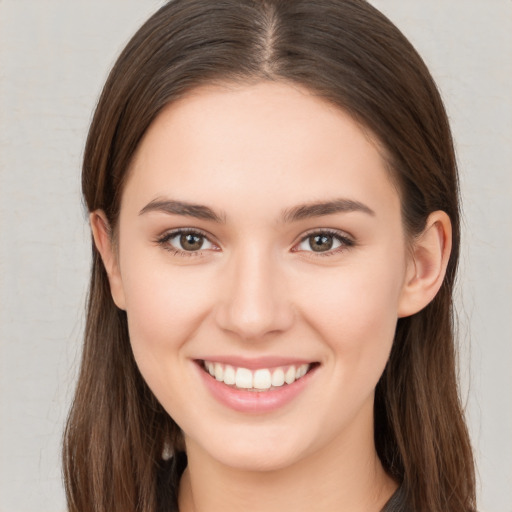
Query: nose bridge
216 243 293 340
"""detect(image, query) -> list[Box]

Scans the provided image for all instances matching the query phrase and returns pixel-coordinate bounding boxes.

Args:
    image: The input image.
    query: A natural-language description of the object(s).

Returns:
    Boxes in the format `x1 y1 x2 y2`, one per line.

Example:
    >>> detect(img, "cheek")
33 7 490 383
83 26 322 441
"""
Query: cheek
118 257 218 418
296 250 405 368
119 249 214 361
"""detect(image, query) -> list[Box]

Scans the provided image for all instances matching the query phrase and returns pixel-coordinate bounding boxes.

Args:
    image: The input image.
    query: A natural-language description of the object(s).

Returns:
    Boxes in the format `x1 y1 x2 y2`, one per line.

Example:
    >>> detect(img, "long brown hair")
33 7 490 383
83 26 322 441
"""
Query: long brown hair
64 1 476 511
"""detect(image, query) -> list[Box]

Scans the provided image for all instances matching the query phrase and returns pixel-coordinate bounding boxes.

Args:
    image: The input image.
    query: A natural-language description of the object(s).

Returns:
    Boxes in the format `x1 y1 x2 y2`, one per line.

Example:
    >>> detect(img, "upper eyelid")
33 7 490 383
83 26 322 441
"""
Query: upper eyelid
296 227 354 243
158 227 216 241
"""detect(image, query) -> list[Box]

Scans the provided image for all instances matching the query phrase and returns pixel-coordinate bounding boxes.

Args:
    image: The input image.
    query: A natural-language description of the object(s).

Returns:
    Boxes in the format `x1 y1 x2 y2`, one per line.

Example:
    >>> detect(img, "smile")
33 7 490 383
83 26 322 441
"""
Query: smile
202 360 311 391
195 358 319 413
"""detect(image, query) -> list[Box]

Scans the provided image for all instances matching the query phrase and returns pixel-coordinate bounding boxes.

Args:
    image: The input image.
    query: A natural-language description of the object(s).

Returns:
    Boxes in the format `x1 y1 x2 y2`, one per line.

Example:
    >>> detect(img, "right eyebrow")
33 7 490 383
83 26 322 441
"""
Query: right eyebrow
280 198 375 223
138 198 226 223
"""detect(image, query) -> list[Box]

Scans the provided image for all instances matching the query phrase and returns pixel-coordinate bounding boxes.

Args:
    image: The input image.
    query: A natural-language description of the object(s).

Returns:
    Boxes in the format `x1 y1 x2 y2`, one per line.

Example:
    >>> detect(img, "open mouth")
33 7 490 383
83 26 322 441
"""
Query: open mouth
196 359 320 392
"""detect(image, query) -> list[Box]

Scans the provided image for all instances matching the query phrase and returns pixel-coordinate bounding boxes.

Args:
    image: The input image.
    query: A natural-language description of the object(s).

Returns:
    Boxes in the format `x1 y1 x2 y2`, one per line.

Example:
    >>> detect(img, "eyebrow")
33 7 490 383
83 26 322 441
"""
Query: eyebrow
281 198 375 223
139 197 375 223
139 198 226 223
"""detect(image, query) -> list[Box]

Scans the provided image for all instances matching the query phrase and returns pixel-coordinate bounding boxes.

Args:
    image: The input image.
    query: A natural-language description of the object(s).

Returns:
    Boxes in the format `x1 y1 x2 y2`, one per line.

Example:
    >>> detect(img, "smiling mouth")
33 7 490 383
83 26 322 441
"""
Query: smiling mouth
197 360 319 392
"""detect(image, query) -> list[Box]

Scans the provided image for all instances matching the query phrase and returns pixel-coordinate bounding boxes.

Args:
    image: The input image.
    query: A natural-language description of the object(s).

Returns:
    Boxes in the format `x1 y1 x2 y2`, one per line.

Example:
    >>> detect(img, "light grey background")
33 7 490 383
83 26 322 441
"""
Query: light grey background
0 1 510 511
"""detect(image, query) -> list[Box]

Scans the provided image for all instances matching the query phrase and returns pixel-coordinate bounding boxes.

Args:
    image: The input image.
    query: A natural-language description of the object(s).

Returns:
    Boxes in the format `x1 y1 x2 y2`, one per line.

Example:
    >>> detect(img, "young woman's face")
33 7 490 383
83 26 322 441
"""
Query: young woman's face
110 81 415 471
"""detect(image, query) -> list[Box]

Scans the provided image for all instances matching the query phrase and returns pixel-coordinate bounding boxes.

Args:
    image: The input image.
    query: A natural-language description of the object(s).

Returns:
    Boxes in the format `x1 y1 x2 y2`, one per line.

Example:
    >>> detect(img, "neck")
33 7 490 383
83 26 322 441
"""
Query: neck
178 403 397 512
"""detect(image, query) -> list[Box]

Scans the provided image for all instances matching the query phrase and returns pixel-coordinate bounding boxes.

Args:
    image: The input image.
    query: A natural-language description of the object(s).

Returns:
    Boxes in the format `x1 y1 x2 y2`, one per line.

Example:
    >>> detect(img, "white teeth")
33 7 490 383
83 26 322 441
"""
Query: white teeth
284 366 296 385
296 364 308 379
214 362 224 381
223 365 236 385
271 368 285 387
253 369 272 390
203 361 312 390
235 367 253 389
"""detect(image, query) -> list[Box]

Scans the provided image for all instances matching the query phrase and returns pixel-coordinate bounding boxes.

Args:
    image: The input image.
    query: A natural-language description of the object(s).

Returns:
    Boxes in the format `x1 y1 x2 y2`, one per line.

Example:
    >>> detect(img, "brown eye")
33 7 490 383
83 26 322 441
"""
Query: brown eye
308 234 334 252
158 230 215 254
180 233 204 251
295 231 353 255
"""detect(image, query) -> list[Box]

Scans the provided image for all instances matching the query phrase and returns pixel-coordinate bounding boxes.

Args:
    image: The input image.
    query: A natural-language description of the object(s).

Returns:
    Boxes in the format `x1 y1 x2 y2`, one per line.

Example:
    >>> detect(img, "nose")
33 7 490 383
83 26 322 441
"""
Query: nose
214 245 295 341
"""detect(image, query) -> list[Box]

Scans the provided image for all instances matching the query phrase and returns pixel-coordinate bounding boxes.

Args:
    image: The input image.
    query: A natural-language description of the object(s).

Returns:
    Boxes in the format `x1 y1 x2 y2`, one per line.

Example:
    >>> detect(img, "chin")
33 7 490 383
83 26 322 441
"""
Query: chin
187 424 310 473
214 447 301 473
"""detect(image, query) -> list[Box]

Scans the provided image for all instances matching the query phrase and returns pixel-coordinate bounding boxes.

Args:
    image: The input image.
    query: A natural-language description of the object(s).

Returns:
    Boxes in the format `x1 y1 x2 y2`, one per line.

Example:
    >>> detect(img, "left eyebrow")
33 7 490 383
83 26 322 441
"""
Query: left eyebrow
281 198 375 223
138 198 226 223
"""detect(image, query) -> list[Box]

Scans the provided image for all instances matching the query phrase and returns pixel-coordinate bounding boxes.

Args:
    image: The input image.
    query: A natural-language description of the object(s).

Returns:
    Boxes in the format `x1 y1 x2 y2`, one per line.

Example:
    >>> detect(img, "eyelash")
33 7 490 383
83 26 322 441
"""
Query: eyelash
294 228 355 257
155 228 355 258
155 228 217 257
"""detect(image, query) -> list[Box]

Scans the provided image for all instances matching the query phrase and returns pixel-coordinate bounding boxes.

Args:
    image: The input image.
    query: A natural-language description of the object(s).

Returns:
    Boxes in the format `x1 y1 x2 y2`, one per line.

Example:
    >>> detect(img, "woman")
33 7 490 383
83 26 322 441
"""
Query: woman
63 1 476 511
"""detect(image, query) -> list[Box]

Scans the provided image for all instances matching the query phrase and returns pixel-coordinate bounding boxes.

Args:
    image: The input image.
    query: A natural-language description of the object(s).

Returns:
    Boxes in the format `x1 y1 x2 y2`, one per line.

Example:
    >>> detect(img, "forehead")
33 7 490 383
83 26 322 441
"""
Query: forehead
123 81 399 222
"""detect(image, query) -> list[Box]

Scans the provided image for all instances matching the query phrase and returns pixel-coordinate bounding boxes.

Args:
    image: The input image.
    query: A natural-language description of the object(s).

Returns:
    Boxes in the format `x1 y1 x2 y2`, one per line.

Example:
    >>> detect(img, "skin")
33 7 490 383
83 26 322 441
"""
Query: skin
92 81 451 512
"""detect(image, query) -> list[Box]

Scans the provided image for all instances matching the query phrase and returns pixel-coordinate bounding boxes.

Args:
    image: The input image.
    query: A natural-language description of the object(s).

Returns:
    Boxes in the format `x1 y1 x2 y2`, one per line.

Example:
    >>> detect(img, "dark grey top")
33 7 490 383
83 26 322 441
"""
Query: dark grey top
381 482 408 512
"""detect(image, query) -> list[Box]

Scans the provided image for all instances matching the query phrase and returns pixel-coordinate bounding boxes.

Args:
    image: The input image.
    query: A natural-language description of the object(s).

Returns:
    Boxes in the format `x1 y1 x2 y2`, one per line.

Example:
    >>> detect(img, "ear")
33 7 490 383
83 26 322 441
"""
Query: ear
90 210 126 310
398 211 452 318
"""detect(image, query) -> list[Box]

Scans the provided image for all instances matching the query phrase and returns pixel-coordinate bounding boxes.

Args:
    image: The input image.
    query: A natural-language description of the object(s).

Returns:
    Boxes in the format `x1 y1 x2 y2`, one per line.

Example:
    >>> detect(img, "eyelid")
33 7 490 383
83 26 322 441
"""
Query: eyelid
155 227 220 255
292 228 355 254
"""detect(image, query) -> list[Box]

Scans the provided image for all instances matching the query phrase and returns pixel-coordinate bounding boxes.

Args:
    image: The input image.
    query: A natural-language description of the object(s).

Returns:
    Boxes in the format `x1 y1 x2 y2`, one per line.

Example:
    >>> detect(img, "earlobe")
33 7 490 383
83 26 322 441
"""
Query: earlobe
90 210 126 310
398 211 452 318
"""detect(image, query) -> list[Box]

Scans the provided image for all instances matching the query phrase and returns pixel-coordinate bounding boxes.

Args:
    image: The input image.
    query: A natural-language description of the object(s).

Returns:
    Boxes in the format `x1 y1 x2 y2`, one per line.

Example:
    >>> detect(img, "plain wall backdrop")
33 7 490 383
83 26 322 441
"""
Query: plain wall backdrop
0 1 511 511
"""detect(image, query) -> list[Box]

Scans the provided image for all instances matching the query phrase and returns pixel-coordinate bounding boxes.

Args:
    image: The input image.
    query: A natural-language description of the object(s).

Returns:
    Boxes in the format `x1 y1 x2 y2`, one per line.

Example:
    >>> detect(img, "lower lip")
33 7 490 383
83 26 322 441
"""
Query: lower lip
195 362 318 413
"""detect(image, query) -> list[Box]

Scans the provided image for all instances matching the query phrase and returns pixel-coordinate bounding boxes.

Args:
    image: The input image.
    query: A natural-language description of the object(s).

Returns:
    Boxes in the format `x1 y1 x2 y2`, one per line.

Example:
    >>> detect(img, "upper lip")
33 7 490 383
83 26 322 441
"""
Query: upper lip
195 356 317 370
